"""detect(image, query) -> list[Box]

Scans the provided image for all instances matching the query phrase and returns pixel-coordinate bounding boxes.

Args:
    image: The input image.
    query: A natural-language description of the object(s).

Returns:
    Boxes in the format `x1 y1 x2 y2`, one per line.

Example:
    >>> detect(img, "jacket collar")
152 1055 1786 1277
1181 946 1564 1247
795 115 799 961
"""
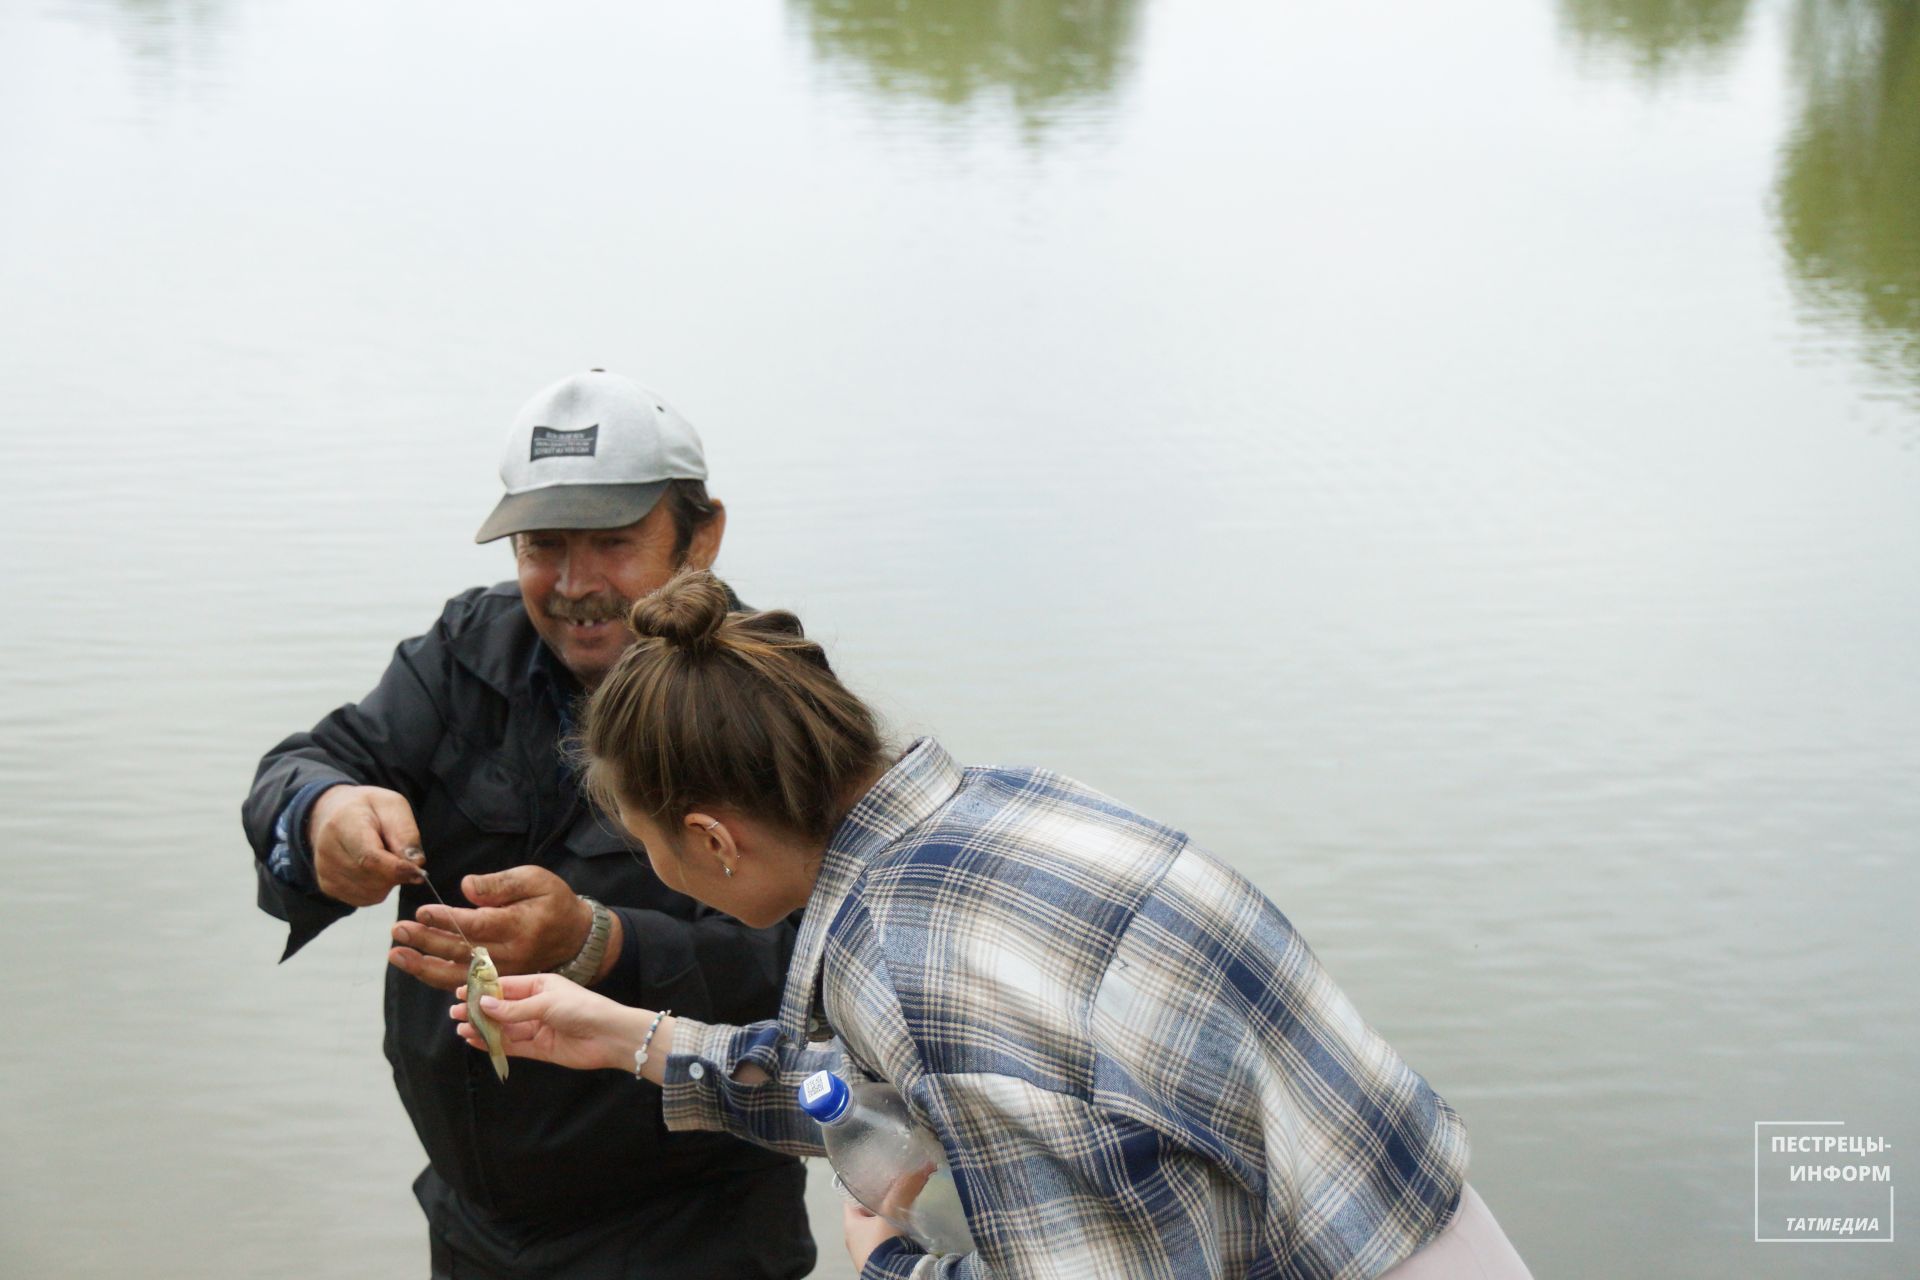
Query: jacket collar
779 737 966 1038
446 585 543 700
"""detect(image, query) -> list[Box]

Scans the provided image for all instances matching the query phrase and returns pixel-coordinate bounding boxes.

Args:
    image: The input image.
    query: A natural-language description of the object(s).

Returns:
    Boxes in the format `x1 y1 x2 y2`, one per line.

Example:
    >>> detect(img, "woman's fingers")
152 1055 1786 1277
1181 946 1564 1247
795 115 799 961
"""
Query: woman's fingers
458 1023 527 1055
449 1001 540 1040
901 1164 935 1197
456 1017 541 1049
444 972 553 1026
476 990 549 1023
879 1163 935 1219
492 972 551 999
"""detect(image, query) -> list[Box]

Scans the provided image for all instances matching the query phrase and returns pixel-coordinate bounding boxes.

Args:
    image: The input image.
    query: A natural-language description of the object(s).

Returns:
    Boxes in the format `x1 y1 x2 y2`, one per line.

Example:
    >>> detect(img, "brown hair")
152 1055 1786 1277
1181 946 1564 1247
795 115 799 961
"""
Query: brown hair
660 479 718 561
580 568 886 843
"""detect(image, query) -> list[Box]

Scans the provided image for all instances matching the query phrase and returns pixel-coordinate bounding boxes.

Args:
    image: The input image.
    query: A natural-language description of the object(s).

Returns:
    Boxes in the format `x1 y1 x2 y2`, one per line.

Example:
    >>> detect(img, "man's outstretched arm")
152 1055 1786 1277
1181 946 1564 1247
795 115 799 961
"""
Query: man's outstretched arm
241 620 453 958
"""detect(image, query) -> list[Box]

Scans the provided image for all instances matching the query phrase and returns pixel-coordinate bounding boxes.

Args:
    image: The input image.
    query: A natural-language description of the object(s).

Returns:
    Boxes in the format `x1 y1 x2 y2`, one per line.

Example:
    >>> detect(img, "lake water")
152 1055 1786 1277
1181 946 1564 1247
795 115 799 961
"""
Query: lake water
1 0 1915 1275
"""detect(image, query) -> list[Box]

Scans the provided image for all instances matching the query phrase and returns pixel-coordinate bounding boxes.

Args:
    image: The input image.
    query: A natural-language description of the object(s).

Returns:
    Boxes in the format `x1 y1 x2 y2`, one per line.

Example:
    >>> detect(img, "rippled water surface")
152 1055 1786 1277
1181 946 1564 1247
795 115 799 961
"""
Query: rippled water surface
2 1 1916 1275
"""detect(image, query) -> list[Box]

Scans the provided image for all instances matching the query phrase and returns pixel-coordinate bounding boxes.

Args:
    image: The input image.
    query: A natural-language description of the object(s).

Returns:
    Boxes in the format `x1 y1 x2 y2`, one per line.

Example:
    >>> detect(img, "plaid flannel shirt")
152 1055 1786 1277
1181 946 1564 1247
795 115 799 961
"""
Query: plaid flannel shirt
663 739 1468 1279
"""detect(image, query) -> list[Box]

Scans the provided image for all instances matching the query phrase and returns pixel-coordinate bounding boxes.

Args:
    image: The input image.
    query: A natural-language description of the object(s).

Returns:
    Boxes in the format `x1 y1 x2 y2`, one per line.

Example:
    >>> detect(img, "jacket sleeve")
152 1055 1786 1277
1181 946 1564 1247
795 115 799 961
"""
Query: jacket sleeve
241 615 457 960
598 903 798 1025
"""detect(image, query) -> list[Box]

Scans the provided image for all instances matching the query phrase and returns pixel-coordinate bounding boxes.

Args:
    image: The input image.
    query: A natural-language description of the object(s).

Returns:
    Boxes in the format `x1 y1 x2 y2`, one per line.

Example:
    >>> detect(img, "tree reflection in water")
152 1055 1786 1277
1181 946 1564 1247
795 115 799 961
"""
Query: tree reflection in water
1557 0 1753 80
1559 0 1920 413
58 0 229 82
794 0 1142 129
1775 0 1920 409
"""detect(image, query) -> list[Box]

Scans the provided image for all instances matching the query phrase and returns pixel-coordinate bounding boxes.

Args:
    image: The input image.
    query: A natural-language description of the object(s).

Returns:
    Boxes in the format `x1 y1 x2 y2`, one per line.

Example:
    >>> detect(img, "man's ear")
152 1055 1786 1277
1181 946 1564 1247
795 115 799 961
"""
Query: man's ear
685 499 726 571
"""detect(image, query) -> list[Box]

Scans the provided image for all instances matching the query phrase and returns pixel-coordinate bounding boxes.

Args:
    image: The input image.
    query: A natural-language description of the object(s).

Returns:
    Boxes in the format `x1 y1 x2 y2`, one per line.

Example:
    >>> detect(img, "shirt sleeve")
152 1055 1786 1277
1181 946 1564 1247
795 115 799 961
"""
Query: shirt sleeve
859 1237 938 1279
658 1016 845 1159
265 780 338 894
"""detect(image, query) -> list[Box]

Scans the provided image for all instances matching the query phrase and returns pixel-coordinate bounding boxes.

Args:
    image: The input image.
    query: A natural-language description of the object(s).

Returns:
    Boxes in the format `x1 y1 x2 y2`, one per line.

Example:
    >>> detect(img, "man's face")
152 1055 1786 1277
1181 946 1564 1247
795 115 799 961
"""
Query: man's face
514 500 719 687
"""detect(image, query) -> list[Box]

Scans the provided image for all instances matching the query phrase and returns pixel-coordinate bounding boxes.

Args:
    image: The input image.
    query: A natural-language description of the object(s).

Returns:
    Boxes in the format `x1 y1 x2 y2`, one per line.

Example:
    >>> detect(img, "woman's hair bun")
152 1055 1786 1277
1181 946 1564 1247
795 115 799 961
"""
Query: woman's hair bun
629 569 731 654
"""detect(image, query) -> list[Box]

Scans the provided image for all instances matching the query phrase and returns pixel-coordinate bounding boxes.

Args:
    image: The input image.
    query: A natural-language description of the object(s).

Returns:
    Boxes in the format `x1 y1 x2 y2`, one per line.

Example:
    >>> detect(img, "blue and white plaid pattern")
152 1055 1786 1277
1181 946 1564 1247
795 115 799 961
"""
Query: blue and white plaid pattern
663 739 1468 1279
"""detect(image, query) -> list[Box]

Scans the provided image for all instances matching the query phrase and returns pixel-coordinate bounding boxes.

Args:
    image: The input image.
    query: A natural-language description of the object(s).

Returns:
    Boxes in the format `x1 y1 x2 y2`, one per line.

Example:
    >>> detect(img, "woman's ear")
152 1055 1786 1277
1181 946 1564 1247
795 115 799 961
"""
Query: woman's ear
684 811 739 875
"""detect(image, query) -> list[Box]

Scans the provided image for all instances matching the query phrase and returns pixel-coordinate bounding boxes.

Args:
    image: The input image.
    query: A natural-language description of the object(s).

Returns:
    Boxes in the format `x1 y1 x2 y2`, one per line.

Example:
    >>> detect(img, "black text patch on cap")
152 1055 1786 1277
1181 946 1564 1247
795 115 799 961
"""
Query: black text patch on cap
530 424 599 461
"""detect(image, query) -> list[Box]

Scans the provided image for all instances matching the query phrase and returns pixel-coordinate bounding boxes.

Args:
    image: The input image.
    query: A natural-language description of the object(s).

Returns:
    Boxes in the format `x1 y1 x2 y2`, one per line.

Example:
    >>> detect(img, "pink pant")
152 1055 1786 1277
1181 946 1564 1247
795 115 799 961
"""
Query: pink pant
1377 1184 1533 1279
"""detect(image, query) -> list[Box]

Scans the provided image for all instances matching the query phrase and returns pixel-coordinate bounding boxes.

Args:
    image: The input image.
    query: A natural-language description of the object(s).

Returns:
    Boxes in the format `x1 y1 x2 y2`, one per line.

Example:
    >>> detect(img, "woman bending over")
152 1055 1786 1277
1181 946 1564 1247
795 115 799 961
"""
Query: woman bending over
453 570 1528 1280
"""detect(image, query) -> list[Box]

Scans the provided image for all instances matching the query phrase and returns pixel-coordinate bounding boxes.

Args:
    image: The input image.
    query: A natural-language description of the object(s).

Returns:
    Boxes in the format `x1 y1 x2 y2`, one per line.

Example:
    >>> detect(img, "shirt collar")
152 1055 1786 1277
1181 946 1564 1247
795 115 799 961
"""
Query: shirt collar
778 737 965 1036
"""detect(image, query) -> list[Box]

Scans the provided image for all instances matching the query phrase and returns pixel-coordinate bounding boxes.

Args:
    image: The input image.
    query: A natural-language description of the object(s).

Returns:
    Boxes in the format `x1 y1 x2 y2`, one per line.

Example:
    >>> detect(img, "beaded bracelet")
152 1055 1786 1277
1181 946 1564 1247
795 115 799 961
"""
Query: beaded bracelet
633 1009 672 1080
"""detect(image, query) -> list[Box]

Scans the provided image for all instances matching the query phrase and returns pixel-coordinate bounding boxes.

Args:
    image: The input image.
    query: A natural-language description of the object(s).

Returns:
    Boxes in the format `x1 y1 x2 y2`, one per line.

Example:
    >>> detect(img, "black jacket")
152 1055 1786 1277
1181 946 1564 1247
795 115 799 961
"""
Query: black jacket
242 584 808 1264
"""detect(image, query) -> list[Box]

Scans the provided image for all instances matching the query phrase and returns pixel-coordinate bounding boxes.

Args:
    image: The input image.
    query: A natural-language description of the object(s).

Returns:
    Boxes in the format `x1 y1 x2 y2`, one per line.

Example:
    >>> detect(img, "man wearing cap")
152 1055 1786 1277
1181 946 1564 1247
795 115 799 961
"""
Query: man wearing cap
241 371 814 1278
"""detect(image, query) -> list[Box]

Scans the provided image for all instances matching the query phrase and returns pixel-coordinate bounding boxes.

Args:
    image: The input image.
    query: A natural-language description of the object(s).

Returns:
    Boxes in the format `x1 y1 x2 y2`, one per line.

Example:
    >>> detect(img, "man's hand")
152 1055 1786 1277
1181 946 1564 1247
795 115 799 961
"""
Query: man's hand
389 865 614 991
310 785 427 907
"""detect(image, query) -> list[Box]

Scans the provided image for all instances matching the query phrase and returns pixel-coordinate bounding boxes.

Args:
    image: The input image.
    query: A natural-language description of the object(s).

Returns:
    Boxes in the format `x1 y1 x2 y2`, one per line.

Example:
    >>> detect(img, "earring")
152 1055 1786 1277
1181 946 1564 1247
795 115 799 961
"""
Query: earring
700 820 731 876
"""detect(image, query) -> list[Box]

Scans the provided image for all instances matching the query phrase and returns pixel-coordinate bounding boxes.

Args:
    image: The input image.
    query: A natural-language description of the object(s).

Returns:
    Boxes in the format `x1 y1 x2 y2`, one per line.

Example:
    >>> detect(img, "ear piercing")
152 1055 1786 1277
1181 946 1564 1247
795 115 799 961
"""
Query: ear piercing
698 819 731 876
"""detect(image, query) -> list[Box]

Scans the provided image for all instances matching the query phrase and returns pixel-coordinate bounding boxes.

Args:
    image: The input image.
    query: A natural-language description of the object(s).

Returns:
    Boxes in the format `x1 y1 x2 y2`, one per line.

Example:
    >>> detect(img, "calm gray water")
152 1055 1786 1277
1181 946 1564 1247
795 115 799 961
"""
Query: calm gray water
2 0 1916 1275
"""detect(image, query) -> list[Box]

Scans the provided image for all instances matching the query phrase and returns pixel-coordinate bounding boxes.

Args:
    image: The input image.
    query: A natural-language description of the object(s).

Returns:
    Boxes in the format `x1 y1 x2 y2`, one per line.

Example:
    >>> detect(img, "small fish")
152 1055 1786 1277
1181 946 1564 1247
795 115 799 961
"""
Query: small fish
467 945 508 1082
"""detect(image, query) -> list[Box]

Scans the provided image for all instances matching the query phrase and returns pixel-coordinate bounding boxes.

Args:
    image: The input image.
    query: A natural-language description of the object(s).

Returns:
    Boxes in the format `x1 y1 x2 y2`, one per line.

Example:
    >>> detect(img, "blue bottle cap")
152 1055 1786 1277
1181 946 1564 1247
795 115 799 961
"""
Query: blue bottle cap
797 1070 851 1124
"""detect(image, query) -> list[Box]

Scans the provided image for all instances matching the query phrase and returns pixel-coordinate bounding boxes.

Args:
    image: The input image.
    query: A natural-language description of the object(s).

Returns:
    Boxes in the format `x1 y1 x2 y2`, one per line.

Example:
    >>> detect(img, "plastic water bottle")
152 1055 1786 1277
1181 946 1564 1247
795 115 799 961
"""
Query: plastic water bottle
797 1070 976 1257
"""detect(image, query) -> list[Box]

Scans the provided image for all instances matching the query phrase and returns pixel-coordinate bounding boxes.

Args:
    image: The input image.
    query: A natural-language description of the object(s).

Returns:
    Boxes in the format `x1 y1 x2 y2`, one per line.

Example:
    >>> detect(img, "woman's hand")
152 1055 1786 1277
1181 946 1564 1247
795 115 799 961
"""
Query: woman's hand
450 971 648 1074
843 1202 906 1272
842 1163 931 1269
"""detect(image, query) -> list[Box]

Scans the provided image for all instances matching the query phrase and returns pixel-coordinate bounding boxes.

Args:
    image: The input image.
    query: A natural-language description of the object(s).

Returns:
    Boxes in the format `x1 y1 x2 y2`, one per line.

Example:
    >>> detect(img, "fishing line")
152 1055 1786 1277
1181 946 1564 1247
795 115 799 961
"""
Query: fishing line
416 870 475 952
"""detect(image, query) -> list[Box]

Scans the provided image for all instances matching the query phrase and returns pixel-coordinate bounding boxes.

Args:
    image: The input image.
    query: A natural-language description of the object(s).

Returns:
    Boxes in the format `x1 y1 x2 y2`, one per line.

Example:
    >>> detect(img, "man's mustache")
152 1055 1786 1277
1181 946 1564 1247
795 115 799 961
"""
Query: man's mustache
544 593 631 625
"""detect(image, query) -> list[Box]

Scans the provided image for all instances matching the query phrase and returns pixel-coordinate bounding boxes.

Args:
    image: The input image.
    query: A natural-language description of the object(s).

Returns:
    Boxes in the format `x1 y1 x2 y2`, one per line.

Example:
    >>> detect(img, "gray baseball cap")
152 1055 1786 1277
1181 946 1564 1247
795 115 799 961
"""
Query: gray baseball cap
475 369 709 544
